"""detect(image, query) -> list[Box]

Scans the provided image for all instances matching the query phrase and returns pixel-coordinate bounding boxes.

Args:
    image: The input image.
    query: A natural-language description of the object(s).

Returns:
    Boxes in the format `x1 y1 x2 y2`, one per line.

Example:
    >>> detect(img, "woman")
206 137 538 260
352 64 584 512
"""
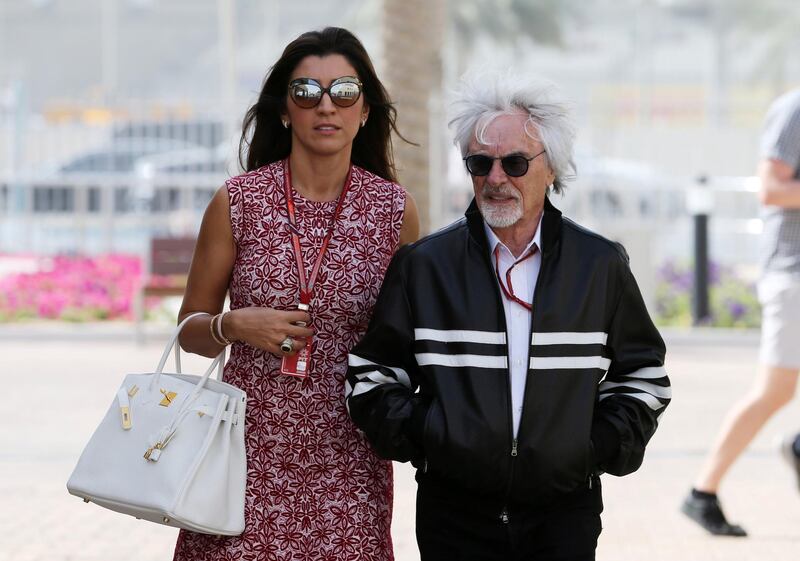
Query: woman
172 27 419 561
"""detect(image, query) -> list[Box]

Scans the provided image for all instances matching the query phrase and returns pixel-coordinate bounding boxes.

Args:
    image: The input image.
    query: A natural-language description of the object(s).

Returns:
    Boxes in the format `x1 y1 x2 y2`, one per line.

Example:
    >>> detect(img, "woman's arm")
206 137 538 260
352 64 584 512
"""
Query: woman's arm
177 186 237 357
177 186 313 358
398 190 420 247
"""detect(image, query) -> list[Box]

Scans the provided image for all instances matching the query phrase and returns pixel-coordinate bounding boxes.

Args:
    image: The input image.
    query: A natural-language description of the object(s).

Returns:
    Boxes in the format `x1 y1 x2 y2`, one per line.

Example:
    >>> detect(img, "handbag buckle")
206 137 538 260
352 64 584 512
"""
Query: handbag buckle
159 389 177 407
143 429 177 462
143 444 159 461
120 406 132 430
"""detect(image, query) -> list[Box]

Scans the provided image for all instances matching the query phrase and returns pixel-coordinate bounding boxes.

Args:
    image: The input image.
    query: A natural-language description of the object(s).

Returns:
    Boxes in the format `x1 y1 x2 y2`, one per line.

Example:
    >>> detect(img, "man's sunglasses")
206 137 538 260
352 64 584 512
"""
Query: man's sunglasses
463 150 546 177
288 76 363 109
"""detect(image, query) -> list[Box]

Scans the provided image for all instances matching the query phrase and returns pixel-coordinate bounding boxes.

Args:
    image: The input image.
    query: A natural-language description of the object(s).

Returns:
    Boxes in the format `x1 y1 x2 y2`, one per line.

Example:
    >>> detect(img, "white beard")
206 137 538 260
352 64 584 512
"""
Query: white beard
477 188 523 228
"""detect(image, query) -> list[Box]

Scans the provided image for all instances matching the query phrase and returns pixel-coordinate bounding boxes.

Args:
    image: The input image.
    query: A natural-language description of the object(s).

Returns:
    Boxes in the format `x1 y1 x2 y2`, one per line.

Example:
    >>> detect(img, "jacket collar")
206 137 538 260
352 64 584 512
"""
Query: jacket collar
465 195 563 257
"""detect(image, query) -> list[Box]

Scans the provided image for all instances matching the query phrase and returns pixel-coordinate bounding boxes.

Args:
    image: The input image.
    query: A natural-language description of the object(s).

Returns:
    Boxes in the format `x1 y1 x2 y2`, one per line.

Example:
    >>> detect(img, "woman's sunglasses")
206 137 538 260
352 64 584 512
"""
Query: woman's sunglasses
288 76 363 109
463 150 546 177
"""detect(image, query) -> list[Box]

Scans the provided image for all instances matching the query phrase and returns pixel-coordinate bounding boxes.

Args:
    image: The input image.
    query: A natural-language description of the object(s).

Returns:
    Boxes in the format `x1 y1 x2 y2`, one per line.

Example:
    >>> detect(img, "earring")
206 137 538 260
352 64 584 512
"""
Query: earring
282 120 289 129
360 118 366 128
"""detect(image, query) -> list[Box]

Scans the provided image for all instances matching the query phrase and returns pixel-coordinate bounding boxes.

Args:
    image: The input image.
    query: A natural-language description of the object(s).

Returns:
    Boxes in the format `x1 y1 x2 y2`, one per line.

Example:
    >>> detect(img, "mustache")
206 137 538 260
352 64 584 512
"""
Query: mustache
481 185 520 200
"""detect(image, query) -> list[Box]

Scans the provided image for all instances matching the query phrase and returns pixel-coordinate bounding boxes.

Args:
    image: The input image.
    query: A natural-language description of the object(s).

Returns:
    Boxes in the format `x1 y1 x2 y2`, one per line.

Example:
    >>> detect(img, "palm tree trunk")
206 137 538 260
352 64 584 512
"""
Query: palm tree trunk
382 0 445 233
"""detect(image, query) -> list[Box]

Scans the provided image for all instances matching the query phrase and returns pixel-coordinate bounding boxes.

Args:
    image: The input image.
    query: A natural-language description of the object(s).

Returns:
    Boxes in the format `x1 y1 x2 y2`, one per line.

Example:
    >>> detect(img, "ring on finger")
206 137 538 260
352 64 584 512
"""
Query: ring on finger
280 336 294 354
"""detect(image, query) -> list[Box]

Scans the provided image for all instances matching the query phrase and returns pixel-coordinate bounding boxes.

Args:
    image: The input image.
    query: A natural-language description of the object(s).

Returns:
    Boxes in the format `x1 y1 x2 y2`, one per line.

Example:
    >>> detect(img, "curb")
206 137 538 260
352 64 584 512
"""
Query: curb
660 326 760 346
0 321 173 342
0 323 762 345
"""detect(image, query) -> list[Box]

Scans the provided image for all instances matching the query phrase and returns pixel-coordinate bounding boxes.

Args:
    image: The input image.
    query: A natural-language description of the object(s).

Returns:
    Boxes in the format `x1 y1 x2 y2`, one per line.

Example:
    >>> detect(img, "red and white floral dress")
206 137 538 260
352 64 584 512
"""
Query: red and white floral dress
173 159 406 561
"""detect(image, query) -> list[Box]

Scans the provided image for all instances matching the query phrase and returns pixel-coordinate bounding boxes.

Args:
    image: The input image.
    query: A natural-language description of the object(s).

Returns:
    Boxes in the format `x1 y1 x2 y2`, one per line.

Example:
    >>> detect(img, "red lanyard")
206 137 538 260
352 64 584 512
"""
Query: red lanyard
284 159 352 306
494 245 537 312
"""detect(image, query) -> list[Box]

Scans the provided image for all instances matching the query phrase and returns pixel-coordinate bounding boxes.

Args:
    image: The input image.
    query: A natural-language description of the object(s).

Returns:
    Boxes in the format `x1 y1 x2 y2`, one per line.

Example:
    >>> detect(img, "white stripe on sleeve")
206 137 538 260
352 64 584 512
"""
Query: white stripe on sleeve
598 391 665 411
348 354 411 387
350 371 406 398
598 379 672 399
621 366 668 380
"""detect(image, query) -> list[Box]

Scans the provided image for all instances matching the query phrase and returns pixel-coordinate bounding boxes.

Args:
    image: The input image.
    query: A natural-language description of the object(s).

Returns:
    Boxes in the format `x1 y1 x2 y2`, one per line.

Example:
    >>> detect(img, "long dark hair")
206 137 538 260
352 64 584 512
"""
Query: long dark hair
238 27 406 182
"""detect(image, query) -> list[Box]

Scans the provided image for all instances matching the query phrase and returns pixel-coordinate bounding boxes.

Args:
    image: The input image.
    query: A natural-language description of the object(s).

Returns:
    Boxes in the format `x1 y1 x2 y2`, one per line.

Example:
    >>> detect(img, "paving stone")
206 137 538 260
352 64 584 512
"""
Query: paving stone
2 334 798 560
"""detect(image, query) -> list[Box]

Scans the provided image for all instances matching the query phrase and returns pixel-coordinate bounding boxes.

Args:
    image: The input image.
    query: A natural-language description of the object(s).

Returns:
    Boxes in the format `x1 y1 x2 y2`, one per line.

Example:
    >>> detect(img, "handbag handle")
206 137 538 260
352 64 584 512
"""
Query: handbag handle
150 312 226 391
144 313 233 459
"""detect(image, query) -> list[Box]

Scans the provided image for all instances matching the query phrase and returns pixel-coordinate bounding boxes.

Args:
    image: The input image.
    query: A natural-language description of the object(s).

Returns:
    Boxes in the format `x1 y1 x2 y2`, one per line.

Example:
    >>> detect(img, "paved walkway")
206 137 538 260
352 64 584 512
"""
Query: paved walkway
1 329 799 560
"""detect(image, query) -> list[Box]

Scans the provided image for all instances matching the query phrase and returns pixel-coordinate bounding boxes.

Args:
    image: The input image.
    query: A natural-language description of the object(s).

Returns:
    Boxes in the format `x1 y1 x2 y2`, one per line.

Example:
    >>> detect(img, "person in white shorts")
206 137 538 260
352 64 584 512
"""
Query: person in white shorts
681 88 800 536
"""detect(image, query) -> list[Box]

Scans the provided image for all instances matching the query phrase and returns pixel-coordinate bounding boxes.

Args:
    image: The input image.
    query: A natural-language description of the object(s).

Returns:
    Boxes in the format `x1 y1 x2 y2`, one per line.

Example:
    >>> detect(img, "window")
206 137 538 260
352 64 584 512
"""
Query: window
194 188 215 210
114 187 134 213
152 187 181 212
88 187 102 213
32 185 75 213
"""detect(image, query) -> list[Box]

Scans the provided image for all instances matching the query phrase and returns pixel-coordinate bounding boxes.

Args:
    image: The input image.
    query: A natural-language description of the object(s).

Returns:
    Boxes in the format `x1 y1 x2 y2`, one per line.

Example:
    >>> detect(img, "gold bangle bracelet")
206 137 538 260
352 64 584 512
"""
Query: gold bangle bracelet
209 314 227 346
216 311 233 346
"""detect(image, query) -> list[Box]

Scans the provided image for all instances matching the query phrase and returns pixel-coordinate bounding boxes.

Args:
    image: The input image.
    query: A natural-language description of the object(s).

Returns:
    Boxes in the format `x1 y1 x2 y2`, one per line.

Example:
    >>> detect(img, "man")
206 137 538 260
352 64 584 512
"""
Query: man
345 72 670 561
682 88 800 536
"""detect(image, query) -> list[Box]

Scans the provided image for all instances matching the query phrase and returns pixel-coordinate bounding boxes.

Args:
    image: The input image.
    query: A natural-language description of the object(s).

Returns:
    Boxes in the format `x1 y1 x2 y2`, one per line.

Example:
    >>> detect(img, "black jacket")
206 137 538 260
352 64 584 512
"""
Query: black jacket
345 197 670 506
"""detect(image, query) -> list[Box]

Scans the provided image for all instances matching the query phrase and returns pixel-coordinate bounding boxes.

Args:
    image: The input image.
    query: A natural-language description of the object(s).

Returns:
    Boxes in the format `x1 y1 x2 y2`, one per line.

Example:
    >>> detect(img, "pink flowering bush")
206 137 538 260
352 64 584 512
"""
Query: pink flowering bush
0 254 146 321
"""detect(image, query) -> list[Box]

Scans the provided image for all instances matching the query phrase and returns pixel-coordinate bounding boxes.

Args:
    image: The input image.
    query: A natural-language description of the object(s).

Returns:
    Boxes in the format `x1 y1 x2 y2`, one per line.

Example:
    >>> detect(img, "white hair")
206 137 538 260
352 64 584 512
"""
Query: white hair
449 70 577 194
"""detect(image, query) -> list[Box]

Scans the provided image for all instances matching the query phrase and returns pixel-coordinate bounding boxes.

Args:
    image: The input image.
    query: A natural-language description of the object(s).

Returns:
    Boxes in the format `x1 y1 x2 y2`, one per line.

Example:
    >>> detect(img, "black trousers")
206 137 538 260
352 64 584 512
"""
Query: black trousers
416 475 603 561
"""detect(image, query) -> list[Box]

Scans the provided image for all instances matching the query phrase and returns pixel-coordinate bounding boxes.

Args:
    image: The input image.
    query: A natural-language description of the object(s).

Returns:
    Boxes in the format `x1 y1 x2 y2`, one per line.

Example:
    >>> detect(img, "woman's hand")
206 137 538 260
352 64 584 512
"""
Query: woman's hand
224 307 314 356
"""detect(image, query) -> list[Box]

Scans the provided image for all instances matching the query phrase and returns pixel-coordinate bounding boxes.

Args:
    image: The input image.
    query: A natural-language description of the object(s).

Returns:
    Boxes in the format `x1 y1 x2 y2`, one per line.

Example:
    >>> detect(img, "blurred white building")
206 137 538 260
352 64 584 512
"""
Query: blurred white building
1 0 798 307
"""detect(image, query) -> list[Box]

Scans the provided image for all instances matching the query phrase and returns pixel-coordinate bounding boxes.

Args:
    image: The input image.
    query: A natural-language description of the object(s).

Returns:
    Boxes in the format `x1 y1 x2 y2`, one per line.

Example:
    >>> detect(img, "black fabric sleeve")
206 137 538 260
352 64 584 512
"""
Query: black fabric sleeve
345 246 428 464
593 249 671 476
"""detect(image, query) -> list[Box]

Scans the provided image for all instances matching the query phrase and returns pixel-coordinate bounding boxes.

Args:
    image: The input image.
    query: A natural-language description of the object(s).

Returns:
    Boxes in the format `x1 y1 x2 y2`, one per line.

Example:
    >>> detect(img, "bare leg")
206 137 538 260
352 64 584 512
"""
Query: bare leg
694 365 798 493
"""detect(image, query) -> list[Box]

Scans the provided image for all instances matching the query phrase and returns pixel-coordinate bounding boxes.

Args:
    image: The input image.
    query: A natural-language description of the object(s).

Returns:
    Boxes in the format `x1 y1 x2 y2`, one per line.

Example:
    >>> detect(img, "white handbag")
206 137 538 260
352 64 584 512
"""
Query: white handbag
67 312 247 536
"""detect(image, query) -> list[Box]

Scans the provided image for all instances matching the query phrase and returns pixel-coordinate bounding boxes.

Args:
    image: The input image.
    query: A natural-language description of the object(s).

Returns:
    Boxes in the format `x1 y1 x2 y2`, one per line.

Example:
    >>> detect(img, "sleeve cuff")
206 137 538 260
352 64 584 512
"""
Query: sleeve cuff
407 396 430 447
591 417 621 471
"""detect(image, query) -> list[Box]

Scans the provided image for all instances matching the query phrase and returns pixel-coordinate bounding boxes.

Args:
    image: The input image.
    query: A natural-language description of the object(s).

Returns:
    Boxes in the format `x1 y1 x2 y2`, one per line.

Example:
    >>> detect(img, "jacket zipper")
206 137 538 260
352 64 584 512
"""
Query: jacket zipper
499 249 545 523
502 439 519 523
499 507 510 524
499 270 516 525
476 229 546 524
477 239 517 524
